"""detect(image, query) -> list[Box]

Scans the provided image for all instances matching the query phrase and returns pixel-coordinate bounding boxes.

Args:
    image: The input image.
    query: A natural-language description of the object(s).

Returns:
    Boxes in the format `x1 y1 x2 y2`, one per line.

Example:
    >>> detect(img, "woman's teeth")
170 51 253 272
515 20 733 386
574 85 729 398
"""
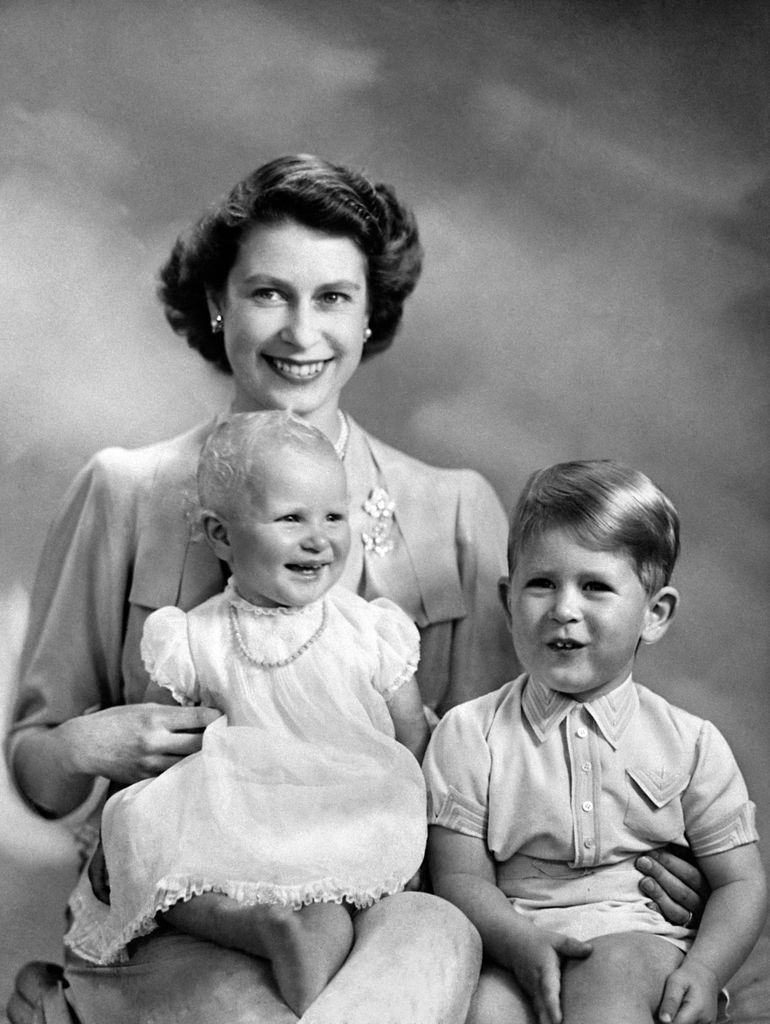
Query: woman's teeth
269 357 328 379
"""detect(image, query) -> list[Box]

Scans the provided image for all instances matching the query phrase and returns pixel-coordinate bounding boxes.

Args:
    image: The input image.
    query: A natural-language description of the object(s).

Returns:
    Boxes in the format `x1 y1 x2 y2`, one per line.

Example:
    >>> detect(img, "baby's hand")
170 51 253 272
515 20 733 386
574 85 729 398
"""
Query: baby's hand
657 958 719 1024
507 929 592 1024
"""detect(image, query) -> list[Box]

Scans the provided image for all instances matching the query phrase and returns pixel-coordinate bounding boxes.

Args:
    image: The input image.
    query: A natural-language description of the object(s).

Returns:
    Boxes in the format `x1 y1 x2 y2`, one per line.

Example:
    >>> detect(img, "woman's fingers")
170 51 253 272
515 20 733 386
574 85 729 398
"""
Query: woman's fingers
68 703 222 783
636 849 706 926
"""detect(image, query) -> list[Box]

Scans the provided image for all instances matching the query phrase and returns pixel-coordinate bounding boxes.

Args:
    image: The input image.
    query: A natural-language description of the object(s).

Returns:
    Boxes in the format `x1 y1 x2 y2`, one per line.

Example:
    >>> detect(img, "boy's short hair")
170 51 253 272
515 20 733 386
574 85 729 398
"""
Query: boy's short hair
507 460 680 594
197 411 340 520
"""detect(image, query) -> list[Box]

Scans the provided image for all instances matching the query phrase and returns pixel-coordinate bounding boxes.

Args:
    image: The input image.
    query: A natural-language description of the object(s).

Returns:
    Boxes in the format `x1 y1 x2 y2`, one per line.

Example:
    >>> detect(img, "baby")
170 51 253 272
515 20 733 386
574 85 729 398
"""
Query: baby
65 411 429 1015
424 459 766 1024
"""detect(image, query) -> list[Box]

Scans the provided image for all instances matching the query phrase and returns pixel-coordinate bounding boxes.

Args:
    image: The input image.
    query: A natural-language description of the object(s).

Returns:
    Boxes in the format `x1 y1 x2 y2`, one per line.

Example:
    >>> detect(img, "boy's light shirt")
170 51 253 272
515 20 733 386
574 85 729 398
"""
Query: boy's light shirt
424 674 756 875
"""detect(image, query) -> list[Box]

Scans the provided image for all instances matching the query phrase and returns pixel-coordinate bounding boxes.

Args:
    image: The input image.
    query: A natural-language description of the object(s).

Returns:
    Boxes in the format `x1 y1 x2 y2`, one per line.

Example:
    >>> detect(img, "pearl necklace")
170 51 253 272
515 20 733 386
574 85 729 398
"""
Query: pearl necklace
334 411 349 461
228 600 328 668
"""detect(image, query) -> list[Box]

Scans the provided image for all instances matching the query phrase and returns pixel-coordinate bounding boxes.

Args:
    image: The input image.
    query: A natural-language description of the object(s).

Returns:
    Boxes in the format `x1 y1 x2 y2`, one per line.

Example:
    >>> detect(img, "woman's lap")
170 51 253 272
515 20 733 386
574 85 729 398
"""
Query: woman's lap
63 892 482 1024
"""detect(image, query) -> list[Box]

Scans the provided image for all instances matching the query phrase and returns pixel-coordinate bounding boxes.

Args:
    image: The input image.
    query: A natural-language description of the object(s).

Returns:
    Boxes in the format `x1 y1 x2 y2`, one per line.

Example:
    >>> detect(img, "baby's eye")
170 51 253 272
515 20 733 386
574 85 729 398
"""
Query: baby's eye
584 580 612 592
278 513 301 523
525 577 554 589
326 512 347 523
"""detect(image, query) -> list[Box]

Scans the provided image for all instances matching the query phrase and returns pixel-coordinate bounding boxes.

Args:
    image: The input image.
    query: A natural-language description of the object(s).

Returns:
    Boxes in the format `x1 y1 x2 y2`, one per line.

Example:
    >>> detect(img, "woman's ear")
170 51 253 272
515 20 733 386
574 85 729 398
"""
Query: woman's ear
202 512 233 565
205 292 222 323
641 586 679 646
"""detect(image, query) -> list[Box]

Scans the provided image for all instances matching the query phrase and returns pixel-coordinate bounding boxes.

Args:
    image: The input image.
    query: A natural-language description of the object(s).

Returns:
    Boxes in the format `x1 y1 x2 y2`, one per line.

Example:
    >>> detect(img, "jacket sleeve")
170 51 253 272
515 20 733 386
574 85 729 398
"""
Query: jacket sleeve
418 471 519 715
8 449 141 749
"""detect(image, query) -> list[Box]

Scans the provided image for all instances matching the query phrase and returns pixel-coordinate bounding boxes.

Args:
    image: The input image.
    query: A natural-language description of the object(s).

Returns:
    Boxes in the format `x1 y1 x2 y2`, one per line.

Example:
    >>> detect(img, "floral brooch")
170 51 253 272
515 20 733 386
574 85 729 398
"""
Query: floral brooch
362 487 396 556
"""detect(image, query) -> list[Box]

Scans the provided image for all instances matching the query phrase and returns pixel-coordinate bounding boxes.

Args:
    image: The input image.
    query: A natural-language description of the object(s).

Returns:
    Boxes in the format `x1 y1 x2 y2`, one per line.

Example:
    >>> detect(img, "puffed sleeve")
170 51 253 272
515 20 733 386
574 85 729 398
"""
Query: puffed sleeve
9 450 140 745
419 471 518 716
367 597 421 702
140 607 199 706
682 720 758 857
422 699 493 840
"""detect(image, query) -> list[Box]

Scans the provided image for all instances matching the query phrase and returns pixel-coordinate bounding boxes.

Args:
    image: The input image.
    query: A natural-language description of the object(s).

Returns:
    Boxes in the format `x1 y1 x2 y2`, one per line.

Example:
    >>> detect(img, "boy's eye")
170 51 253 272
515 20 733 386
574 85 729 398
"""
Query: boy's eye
584 580 611 592
525 577 554 589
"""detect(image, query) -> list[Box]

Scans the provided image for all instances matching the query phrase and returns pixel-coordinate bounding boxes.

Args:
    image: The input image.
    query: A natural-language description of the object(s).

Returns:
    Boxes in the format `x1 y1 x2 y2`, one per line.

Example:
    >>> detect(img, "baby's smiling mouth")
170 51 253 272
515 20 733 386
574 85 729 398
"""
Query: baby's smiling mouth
286 562 330 577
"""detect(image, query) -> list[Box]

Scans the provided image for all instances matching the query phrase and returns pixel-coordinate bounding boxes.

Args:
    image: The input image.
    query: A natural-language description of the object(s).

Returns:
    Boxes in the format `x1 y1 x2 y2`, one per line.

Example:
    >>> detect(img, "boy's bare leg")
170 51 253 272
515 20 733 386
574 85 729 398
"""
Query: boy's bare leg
466 960 535 1024
561 932 683 1024
163 896 354 1016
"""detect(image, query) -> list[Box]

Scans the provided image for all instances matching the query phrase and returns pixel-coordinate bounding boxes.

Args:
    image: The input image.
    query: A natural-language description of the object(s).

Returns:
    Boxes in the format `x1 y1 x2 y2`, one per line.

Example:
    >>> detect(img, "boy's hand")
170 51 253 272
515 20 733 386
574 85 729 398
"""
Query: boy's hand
657 958 719 1024
507 929 592 1024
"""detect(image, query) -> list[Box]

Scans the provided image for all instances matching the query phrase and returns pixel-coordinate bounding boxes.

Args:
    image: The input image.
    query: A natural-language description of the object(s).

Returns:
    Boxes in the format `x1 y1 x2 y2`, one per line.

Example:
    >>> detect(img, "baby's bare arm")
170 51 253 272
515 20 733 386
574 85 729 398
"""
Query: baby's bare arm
387 676 430 762
658 843 767 1024
429 826 591 1024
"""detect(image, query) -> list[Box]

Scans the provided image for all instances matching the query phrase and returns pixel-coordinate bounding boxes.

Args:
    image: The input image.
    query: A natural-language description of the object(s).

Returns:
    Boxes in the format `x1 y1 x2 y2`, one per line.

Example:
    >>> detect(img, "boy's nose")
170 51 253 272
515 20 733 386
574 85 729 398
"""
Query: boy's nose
301 526 329 552
549 588 581 622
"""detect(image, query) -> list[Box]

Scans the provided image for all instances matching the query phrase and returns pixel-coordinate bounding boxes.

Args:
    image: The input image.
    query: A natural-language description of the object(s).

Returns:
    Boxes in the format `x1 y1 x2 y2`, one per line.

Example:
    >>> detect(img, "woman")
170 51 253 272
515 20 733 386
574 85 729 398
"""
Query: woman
7 154 704 1024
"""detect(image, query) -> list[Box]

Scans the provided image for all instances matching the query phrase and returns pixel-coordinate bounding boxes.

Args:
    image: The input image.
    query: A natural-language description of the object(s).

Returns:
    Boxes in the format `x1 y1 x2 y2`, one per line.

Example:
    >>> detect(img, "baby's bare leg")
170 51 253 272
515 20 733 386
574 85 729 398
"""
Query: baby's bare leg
466 960 535 1024
561 932 683 1024
162 895 353 1016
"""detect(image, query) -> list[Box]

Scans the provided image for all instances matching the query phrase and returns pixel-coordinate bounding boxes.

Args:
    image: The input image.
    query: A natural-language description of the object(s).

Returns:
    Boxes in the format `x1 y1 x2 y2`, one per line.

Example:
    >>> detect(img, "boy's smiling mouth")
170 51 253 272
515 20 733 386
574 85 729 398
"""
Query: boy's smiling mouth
547 639 585 651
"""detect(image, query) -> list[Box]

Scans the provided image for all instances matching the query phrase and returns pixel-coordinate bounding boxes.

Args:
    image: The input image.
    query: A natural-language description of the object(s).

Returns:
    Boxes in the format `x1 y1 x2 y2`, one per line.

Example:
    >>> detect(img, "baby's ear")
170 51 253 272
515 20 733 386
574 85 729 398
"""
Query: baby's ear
498 576 513 628
641 587 679 646
202 512 232 564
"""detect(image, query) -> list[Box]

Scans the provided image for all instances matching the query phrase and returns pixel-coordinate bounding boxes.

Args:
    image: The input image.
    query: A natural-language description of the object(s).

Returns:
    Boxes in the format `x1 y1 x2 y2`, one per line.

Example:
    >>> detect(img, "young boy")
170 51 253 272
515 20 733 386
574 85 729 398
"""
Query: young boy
424 460 766 1024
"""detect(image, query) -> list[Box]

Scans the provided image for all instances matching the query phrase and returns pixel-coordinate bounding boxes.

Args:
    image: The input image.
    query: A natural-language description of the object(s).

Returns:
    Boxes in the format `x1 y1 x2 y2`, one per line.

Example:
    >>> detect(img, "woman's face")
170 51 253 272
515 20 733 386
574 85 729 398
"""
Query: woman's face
211 220 369 436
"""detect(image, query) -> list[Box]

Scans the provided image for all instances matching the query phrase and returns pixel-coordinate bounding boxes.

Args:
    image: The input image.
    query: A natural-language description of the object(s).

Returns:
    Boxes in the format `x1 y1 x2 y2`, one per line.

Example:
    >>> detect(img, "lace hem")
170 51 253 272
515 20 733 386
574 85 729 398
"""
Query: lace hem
66 871 411 966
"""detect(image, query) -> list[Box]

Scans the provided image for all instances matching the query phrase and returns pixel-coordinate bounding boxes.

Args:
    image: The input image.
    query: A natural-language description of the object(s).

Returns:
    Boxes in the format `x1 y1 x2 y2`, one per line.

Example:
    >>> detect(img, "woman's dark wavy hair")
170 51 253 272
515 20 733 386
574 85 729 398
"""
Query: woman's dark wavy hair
158 154 423 371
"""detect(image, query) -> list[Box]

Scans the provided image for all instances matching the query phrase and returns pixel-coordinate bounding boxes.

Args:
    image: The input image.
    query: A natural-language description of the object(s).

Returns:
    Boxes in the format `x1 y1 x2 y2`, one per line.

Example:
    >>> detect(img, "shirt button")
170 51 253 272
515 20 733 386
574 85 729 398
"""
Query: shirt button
584 838 594 849
582 762 592 773
581 800 593 812
576 727 588 738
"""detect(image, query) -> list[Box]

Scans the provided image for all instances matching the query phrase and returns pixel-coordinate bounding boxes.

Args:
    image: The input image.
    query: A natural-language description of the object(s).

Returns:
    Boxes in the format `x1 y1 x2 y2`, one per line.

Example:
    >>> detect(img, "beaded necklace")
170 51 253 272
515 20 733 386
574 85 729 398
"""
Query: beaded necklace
228 600 328 668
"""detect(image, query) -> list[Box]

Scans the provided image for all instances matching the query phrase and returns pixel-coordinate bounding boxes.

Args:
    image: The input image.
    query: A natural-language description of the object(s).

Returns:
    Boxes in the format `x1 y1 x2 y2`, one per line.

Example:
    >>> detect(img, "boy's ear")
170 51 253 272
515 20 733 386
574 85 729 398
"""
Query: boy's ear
498 576 513 628
202 512 233 565
641 586 679 646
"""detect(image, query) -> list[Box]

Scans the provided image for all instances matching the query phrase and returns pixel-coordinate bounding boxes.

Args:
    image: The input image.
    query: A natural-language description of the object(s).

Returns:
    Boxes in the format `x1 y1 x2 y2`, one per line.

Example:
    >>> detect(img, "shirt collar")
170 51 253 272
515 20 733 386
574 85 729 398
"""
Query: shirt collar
522 674 639 747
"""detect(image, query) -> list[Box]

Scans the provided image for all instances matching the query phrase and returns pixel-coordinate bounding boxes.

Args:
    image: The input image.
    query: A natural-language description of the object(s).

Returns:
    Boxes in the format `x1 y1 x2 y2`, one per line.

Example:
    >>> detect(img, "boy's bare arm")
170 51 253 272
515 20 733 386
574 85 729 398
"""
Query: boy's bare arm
428 825 591 1024
658 843 767 1024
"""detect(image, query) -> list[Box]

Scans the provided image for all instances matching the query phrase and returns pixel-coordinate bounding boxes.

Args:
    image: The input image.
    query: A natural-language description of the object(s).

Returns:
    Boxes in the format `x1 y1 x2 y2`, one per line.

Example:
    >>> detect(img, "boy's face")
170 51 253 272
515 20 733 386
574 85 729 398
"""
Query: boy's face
501 527 676 701
216 448 351 608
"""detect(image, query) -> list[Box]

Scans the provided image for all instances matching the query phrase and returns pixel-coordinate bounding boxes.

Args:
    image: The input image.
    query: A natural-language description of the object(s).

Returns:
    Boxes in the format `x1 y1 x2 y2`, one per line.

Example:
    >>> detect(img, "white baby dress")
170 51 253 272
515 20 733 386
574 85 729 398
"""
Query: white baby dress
65 582 427 964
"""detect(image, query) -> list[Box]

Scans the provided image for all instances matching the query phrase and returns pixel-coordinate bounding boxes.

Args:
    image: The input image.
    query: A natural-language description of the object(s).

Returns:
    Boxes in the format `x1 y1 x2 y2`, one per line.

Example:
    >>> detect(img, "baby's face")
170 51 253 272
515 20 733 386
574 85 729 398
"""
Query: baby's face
227 449 350 607
504 527 655 701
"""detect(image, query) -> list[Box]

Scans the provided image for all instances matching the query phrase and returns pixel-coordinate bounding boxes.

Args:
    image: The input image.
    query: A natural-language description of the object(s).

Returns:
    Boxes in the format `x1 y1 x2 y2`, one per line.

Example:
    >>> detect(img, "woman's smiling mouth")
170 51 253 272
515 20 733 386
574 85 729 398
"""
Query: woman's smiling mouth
264 355 332 381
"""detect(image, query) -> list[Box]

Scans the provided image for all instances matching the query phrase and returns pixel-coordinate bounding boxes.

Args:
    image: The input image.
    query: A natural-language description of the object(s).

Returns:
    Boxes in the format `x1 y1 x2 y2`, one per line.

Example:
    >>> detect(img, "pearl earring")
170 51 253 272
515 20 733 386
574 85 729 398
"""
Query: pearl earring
211 314 223 334
364 327 372 341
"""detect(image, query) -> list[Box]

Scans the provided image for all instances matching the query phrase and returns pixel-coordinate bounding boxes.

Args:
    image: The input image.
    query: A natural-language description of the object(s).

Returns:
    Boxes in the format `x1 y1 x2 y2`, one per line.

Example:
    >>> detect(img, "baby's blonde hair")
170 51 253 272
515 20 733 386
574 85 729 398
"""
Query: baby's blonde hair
197 411 340 520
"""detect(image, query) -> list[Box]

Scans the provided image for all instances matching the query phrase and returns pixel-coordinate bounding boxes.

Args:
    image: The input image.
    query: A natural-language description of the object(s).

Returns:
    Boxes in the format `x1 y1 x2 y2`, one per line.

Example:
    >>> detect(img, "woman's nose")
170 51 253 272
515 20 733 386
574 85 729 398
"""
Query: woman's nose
281 303 320 350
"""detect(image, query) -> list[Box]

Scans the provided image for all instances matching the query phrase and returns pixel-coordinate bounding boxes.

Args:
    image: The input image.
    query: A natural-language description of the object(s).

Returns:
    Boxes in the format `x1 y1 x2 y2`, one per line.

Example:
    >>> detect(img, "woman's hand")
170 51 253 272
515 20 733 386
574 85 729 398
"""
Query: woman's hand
13 703 221 818
63 703 222 784
636 847 709 926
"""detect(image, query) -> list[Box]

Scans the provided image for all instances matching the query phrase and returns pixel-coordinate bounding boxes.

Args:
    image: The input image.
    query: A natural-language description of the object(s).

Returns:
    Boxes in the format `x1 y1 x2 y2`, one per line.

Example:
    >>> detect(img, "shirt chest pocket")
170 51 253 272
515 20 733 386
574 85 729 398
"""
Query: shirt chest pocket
623 764 690 844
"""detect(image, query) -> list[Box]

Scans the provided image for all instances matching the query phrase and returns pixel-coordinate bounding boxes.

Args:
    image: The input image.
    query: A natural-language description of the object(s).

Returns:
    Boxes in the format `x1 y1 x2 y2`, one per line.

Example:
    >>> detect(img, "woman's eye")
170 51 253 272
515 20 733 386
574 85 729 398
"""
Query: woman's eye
319 291 349 306
252 288 284 303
